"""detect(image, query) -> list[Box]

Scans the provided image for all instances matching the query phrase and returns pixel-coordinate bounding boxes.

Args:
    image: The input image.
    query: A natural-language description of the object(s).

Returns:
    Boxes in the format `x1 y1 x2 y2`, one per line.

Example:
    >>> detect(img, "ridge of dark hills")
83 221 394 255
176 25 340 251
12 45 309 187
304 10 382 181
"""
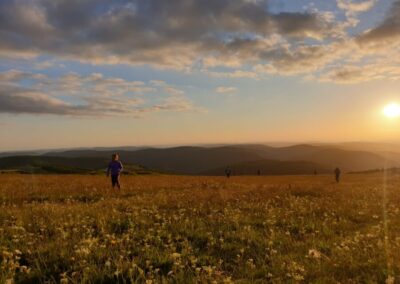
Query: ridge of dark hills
118 146 263 174
203 159 331 176
0 156 154 175
0 156 107 174
0 144 398 175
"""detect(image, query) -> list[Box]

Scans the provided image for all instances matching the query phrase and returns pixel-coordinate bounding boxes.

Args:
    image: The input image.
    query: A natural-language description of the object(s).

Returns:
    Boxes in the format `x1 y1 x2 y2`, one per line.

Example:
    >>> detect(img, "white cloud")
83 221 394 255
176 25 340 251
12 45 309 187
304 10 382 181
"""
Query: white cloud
0 70 197 116
0 0 339 71
206 70 259 79
215 86 237 94
0 0 398 84
337 0 376 14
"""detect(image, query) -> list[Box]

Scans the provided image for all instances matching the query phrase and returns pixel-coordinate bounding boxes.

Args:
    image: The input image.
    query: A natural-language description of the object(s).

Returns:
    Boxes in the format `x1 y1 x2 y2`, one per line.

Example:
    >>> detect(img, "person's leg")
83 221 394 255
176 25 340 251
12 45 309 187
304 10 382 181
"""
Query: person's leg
115 175 121 189
111 175 117 188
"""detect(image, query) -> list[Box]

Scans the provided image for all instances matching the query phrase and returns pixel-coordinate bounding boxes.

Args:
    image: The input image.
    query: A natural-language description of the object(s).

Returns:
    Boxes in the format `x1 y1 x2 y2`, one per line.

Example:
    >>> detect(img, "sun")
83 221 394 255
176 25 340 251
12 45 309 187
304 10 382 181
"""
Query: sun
383 103 400 118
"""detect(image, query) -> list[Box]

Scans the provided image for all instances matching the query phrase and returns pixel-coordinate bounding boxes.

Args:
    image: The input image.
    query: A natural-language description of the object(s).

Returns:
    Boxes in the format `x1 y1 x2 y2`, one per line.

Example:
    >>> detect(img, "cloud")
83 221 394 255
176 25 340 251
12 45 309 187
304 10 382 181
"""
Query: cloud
337 0 376 14
320 62 400 84
163 87 184 96
0 0 337 71
149 95 195 112
0 69 32 82
0 87 78 115
254 40 355 76
357 0 400 45
336 0 377 28
311 0 400 84
0 70 197 116
0 0 398 84
33 59 65 70
207 70 259 79
215 86 237 94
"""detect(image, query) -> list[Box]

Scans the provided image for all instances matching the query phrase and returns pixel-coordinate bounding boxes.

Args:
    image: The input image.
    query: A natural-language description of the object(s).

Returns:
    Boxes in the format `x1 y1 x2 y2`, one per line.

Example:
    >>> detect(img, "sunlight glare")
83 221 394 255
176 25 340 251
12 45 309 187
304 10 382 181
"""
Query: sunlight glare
383 103 400 118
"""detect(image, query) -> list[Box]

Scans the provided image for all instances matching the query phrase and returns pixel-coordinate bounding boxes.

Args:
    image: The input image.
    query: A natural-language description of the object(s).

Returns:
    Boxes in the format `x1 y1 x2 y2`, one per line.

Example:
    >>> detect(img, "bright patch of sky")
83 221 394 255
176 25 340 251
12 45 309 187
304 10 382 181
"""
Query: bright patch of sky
0 0 400 150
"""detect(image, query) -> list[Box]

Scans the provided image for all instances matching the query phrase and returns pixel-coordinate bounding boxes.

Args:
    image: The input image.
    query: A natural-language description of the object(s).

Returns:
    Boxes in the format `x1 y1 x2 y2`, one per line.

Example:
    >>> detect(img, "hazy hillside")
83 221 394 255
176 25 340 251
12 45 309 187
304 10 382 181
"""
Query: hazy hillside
118 146 264 174
203 159 330 176
330 142 400 153
1 143 398 175
0 156 155 175
44 146 148 158
237 144 398 172
304 149 398 171
238 144 325 160
0 151 42 158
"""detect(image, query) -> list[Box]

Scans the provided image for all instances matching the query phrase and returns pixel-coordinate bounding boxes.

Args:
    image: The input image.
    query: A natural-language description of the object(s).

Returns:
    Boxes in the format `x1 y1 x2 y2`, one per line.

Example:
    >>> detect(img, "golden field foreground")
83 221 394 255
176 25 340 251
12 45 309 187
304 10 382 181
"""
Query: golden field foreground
1 174 400 283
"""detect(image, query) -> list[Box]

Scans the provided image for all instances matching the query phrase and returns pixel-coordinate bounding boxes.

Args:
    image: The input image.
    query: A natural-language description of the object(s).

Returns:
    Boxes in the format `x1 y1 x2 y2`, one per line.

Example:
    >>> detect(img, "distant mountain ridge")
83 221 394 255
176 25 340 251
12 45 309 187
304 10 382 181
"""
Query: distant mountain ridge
0 143 398 175
203 159 330 176
0 156 155 175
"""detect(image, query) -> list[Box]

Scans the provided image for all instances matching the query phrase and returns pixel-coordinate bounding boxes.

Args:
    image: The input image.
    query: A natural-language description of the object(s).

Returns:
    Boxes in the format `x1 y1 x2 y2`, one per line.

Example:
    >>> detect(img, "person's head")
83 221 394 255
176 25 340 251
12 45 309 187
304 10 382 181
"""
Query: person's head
111 153 119 161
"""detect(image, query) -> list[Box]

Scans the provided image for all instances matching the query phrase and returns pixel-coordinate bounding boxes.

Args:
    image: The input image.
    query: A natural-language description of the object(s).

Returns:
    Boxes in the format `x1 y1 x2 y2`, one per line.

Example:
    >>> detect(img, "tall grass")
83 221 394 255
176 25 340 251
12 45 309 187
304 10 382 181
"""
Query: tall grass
1 174 399 283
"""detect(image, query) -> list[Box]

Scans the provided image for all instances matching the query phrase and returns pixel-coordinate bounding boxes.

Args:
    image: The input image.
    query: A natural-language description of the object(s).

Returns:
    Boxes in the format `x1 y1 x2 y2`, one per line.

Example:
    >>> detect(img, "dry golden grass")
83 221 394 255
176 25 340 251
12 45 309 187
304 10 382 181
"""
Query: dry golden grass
1 173 400 283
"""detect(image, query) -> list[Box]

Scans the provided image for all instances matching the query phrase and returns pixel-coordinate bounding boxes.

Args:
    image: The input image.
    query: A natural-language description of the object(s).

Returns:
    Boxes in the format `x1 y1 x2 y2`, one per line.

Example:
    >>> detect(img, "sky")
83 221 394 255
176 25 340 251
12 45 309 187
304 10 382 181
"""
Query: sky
1 0 400 151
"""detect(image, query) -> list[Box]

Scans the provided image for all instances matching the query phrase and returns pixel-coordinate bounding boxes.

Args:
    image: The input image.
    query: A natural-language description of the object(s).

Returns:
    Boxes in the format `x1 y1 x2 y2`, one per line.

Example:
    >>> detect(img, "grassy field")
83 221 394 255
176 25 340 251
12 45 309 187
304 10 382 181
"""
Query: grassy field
1 173 400 283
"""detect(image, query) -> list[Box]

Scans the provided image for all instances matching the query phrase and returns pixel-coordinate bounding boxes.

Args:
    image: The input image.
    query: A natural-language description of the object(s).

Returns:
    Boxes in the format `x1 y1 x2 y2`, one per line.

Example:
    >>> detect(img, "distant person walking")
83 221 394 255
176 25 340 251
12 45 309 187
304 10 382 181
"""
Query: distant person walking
107 153 123 189
334 167 341 183
225 167 232 178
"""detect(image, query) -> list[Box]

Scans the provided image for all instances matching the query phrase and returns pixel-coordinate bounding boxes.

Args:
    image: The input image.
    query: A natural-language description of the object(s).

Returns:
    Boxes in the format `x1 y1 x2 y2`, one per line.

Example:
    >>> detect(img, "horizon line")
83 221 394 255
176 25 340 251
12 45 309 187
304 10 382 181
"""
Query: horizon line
2 140 400 154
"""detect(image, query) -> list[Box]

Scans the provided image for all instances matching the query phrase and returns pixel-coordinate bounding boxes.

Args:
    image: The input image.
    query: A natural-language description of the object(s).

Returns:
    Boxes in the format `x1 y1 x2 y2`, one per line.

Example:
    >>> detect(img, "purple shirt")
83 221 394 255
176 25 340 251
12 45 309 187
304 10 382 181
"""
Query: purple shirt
107 160 123 176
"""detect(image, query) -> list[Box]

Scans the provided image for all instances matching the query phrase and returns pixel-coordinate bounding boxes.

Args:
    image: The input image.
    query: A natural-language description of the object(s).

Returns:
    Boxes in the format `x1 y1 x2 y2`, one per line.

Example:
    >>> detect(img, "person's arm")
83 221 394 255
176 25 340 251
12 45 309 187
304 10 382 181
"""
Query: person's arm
119 161 123 173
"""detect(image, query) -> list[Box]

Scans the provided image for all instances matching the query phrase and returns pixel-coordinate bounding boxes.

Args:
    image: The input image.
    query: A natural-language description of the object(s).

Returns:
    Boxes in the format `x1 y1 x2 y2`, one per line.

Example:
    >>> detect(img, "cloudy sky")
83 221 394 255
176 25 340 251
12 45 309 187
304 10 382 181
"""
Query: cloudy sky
1 0 400 150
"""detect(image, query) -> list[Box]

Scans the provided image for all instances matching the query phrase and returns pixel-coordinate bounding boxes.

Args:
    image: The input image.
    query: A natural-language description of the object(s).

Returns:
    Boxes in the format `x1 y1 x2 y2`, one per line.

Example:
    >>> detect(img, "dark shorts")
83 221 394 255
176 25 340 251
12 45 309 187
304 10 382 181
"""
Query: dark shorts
111 174 120 187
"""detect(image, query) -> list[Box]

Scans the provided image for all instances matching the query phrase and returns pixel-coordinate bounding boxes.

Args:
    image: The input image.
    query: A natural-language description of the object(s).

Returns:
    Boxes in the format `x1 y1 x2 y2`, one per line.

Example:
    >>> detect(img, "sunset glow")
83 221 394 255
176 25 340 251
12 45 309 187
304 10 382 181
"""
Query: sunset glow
383 103 400 118
0 0 400 150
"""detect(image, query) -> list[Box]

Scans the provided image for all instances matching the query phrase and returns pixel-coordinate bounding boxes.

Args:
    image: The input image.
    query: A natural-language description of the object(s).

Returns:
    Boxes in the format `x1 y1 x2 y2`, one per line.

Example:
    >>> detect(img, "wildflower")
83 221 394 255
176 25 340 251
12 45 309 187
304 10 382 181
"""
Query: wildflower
75 248 90 256
308 249 321 259
386 275 395 284
171 252 181 259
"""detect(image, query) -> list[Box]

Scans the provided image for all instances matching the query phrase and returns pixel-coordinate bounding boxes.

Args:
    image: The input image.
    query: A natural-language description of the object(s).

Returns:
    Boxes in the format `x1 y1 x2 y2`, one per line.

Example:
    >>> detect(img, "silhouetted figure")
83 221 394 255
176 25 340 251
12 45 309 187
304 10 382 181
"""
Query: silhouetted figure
334 167 341 183
107 153 123 189
257 169 261 176
225 167 232 178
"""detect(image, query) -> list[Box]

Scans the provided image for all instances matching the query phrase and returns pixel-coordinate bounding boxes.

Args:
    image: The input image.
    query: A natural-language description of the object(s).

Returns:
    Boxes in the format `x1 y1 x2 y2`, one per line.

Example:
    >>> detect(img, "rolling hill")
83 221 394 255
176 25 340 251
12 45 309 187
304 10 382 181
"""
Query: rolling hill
0 156 156 175
203 159 330 176
0 143 398 175
237 144 397 171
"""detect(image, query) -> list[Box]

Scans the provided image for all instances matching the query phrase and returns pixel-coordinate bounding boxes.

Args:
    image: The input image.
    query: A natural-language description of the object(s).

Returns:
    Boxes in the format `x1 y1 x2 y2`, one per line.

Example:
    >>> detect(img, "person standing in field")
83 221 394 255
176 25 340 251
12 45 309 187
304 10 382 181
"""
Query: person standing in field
107 153 123 189
334 167 341 183
225 167 232 178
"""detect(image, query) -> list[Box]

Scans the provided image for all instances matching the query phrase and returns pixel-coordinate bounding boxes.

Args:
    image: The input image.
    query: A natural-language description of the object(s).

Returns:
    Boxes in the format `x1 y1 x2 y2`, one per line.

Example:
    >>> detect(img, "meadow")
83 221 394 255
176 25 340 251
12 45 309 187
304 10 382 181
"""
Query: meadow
1 173 399 283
